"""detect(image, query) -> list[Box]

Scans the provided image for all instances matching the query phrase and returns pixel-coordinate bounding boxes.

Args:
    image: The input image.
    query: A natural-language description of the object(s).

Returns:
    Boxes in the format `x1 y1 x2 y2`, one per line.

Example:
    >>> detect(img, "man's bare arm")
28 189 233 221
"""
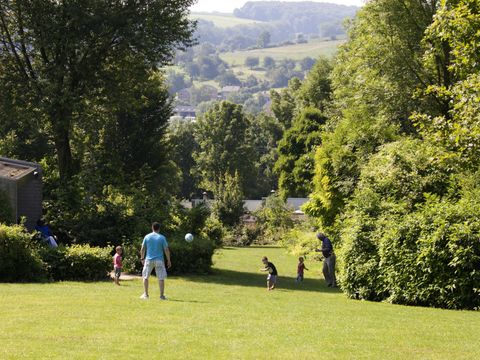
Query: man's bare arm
140 244 146 264
165 247 171 268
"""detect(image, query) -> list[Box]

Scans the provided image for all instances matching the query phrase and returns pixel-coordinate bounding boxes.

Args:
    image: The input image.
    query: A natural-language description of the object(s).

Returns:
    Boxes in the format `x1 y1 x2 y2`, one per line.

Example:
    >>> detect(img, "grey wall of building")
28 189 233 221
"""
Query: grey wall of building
0 158 43 231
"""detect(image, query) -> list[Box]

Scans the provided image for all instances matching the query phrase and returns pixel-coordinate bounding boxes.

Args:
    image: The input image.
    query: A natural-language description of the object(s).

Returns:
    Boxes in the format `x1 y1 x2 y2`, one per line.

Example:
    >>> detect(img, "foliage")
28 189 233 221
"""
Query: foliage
40 245 112 281
297 57 333 112
257 30 271 48
221 224 262 247
202 216 227 248
167 119 200 199
0 1 196 248
335 139 480 309
0 0 196 180
194 101 255 196
263 56 276 69
255 193 294 243
0 224 46 282
280 227 321 259
248 113 284 198
121 234 216 275
168 235 216 274
275 107 327 198
413 0 480 170
121 243 143 274
245 56 260 69
304 110 399 226
212 172 245 227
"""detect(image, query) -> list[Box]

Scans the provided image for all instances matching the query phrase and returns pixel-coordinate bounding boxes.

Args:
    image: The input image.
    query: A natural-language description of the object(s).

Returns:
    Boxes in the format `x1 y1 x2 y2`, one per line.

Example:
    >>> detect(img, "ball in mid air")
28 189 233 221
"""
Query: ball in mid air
185 233 194 242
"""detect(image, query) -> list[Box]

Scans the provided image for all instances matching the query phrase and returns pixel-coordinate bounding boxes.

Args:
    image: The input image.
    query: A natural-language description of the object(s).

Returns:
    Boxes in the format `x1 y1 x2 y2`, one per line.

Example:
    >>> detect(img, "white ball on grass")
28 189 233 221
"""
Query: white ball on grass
185 233 194 242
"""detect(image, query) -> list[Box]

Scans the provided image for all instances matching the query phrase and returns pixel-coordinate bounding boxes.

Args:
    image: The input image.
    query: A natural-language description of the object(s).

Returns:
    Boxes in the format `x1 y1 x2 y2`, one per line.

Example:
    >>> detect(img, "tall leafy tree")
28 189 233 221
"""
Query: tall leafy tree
306 0 442 225
275 107 327 199
0 0 195 180
193 101 256 196
413 0 480 168
167 119 200 199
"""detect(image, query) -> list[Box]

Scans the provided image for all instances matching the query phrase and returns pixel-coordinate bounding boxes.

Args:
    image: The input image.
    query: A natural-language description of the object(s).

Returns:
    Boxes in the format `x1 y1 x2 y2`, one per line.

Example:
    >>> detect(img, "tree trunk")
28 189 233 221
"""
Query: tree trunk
51 108 74 181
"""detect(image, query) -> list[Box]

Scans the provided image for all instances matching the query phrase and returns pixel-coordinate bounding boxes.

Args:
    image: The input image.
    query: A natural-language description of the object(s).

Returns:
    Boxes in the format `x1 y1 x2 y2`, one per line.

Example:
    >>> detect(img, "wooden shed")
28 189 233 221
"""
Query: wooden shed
0 157 43 231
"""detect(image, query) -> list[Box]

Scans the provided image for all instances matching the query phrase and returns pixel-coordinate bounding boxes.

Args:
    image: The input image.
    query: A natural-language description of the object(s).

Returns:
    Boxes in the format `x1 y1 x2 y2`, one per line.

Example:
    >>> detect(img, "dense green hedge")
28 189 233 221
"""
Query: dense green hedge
40 245 112 281
338 140 480 309
0 223 112 282
122 235 216 275
0 223 46 282
168 235 215 275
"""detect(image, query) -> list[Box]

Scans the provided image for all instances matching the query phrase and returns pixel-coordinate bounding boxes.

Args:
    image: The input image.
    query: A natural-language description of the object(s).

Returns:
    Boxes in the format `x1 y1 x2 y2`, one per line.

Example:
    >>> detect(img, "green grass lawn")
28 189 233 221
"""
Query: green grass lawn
1 247 479 359
190 13 264 28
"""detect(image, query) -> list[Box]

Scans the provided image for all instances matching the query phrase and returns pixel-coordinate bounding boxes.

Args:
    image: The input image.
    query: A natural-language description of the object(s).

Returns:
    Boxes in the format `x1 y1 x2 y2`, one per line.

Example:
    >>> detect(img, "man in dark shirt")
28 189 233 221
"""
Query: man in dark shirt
261 256 278 290
316 233 337 287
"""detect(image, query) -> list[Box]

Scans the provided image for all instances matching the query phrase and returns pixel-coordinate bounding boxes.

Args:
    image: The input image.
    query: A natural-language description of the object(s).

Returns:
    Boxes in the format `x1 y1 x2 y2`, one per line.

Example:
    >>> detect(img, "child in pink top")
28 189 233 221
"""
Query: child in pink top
113 246 123 285
296 257 309 283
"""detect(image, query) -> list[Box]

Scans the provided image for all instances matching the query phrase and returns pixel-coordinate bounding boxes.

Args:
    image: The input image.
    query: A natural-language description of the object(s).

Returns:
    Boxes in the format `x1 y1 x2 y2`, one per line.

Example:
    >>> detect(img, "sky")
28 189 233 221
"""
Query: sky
191 0 364 13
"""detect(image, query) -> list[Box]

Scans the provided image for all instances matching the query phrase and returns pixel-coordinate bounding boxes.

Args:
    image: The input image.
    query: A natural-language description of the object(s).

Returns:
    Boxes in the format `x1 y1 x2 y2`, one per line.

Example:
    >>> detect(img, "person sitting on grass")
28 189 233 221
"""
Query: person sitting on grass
260 256 278 291
296 256 309 284
35 219 58 248
113 246 123 286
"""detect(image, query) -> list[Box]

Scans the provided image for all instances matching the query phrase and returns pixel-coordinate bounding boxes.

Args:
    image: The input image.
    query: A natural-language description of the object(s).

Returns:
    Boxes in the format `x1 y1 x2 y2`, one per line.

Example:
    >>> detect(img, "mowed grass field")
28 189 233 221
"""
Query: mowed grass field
1 247 479 359
190 13 265 28
220 38 344 66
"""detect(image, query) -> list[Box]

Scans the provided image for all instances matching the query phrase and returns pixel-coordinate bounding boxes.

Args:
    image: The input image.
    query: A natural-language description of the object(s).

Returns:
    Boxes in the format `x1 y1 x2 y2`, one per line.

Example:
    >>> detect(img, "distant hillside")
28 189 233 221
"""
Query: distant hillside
234 1 358 36
220 38 343 65
190 12 265 28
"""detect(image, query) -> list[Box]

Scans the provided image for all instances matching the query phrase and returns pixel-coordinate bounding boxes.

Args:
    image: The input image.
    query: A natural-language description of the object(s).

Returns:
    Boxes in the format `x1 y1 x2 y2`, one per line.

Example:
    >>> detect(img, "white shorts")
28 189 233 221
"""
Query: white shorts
142 259 167 280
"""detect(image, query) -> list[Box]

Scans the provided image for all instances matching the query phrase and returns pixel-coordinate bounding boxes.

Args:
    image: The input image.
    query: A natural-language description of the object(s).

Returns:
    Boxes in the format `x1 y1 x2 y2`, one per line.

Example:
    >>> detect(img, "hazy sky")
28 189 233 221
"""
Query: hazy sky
191 0 364 13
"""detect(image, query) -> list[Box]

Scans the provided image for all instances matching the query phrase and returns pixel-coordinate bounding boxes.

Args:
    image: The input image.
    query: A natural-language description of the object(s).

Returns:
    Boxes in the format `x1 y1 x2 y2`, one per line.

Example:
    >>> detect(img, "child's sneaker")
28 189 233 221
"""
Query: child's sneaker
140 293 149 300
160 295 167 300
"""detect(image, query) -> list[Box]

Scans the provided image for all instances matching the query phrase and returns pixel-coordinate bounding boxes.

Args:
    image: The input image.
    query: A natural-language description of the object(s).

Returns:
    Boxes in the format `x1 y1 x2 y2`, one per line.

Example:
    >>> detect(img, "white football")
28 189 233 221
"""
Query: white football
185 233 194 242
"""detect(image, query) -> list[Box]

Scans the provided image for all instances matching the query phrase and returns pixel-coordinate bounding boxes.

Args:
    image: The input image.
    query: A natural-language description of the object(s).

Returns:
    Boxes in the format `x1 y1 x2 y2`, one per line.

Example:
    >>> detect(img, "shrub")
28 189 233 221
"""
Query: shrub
120 233 217 275
377 195 480 309
202 216 226 247
0 223 46 282
222 225 261 247
255 194 294 244
40 244 112 281
168 235 216 275
336 141 480 309
121 242 143 274
280 226 322 259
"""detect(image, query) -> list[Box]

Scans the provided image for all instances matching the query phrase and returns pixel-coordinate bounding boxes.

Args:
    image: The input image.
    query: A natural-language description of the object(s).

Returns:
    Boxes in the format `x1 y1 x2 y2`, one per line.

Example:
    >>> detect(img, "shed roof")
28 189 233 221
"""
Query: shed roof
0 158 37 181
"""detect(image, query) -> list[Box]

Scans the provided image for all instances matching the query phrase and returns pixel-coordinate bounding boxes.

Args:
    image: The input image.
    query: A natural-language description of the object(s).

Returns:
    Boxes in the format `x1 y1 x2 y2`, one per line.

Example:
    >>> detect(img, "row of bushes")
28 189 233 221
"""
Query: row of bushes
0 223 112 282
122 234 216 275
0 221 219 282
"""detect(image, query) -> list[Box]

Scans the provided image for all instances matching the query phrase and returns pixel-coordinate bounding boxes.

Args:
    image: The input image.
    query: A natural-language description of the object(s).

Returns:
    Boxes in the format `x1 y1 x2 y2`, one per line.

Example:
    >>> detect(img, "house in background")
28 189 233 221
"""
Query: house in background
0 157 43 231
174 105 197 119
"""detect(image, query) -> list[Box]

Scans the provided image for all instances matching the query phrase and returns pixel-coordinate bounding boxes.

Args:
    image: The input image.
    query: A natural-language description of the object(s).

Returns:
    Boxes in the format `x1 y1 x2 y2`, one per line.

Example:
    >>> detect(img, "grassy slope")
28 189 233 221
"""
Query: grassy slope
190 13 265 28
220 38 344 65
1 247 479 359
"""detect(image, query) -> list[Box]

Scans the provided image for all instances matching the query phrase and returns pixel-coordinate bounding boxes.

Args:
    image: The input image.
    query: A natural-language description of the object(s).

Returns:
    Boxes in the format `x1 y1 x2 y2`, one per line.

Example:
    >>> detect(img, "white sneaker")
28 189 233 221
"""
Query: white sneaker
140 293 149 300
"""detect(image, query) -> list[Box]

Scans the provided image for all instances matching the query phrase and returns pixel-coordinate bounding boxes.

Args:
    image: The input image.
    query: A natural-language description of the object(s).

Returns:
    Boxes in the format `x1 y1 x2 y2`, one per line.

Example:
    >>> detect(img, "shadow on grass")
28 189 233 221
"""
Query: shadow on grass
183 268 341 294
167 298 209 304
